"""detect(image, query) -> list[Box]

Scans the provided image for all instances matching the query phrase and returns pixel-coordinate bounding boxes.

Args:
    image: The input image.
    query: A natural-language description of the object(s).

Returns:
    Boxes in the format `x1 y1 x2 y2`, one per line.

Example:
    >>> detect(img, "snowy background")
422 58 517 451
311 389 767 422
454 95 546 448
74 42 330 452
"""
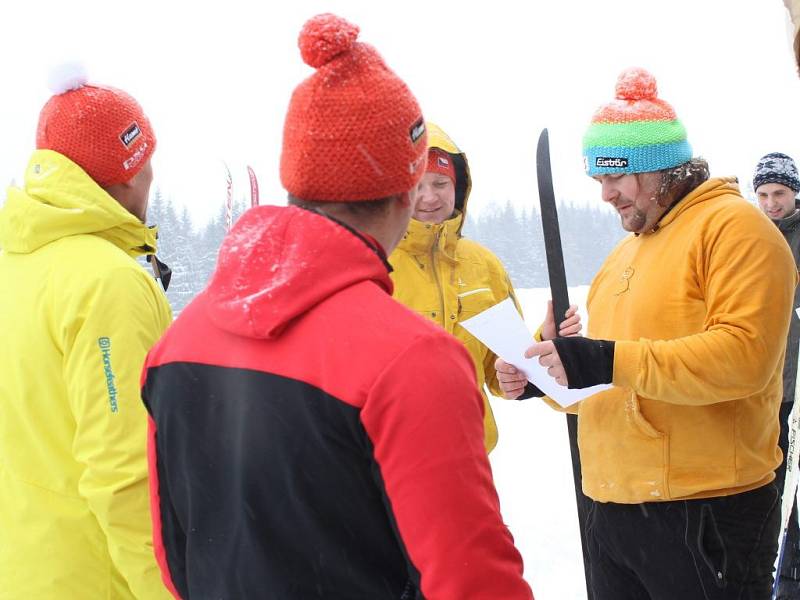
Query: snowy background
2 1 800 225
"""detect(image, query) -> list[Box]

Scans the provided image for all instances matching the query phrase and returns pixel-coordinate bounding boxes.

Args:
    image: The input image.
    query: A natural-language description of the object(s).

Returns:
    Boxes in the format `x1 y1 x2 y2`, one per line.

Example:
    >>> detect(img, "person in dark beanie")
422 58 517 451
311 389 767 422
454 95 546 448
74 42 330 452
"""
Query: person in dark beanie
754 151 800 600
0 66 173 598
140 14 532 600
496 67 796 599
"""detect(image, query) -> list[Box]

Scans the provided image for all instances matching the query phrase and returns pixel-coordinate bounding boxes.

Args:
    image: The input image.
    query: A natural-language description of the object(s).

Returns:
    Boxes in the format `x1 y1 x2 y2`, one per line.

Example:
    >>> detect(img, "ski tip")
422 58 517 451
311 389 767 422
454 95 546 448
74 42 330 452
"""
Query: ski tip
538 128 549 145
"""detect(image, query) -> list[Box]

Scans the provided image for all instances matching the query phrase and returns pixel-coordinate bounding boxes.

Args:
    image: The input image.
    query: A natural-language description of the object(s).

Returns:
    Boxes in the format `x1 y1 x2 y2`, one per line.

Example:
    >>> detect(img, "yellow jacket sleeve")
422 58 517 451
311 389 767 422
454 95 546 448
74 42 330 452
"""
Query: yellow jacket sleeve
62 267 172 599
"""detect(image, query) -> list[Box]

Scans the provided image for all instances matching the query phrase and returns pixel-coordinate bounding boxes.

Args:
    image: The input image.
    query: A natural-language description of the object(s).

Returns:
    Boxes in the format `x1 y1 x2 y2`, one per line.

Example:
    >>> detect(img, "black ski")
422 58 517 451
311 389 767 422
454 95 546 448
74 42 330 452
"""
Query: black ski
536 128 593 599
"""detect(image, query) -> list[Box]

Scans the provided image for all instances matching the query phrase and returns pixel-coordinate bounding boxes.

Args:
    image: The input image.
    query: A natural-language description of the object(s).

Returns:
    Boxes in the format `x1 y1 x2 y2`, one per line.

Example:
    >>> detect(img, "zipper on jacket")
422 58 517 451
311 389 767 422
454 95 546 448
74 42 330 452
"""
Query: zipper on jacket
430 228 446 327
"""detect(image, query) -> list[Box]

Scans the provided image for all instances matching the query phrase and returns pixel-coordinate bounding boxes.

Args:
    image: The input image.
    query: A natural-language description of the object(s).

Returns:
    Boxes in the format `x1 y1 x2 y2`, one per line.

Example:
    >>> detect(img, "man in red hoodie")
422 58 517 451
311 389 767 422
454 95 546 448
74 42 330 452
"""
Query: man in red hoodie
141 13 533 600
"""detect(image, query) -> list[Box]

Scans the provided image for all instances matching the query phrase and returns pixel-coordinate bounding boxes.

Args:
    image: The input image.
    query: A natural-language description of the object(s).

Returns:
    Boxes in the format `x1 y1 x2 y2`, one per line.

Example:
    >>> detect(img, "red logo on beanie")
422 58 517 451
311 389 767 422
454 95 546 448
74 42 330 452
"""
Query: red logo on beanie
123 142 148 171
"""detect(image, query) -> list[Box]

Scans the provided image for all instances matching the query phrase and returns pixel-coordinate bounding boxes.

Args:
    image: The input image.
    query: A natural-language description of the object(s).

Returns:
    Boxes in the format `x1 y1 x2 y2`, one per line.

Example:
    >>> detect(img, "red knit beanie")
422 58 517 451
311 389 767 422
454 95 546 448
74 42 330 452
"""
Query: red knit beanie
280 13 428 202
36 64 156 187
426 148 456 183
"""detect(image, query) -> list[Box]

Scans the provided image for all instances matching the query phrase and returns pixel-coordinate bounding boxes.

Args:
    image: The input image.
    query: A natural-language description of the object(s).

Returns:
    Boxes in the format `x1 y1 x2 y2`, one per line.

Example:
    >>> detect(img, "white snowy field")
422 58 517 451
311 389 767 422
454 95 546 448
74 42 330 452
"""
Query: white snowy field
491 286 799 599
488 286 590 600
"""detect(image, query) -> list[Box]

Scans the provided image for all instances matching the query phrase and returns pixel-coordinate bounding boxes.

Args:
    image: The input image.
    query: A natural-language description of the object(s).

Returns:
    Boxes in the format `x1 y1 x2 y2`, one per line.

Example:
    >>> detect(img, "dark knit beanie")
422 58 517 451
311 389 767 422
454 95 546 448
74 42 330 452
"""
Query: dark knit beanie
753 152 800 193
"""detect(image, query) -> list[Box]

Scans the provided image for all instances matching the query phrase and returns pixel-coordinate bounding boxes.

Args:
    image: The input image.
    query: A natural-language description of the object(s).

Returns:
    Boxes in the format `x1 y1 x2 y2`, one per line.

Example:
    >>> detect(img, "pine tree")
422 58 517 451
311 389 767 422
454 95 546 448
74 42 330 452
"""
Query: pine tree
165 206 201 314
464 200 623 288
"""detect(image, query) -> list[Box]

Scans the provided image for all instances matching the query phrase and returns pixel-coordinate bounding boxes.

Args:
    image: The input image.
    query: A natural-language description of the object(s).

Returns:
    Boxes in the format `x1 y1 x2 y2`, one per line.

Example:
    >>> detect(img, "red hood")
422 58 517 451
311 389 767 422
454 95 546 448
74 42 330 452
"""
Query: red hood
206 205 393 339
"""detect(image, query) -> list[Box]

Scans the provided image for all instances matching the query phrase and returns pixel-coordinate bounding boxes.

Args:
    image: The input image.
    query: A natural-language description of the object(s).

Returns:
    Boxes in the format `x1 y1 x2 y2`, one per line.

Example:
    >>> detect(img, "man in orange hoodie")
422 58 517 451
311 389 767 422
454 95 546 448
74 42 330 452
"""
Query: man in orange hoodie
497 67 796 599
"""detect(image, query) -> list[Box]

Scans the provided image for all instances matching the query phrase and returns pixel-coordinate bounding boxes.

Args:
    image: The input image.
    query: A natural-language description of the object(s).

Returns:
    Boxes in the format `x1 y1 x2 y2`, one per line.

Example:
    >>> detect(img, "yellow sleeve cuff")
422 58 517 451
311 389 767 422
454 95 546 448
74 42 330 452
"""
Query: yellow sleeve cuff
612 339 641 389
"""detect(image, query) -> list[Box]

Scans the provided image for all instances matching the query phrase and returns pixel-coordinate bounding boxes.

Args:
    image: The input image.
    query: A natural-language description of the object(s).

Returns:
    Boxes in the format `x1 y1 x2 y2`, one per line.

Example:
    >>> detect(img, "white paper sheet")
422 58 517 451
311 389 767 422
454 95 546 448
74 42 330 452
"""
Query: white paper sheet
460 298 612 407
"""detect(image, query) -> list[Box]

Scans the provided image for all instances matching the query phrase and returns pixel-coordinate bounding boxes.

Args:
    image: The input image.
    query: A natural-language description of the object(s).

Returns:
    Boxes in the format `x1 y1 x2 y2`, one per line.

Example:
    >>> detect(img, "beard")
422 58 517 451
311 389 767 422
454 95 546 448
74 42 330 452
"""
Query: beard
620 205 648 232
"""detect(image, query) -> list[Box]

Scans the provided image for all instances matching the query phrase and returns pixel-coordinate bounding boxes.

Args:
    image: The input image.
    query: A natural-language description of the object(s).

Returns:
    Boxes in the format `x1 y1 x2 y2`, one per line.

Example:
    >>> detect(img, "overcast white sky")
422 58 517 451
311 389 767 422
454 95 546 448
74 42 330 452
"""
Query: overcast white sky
2 1 799 227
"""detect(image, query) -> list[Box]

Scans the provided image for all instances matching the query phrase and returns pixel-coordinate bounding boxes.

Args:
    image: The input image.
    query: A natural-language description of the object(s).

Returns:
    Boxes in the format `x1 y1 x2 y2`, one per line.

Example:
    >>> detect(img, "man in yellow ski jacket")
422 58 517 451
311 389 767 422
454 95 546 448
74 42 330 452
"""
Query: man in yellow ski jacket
0 69 172 599
389 123 578 452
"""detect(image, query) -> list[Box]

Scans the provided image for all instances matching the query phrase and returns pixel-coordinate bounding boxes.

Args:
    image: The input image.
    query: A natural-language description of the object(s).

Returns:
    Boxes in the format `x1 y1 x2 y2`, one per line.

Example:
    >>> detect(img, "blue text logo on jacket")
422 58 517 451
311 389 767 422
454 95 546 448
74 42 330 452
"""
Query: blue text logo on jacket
98 337 119 413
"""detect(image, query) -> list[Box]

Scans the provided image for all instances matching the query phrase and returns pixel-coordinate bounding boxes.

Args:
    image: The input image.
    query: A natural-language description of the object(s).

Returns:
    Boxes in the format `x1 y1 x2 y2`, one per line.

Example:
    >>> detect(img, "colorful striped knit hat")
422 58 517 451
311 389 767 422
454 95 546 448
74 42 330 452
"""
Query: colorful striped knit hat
582 67 692 177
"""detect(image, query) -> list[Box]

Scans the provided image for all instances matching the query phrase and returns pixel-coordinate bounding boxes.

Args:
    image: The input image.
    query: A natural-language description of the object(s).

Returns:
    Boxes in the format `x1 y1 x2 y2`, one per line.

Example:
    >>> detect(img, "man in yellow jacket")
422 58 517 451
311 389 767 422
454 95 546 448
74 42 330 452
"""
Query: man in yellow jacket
498 67 797 599
389 123 579 452
0 67 172 599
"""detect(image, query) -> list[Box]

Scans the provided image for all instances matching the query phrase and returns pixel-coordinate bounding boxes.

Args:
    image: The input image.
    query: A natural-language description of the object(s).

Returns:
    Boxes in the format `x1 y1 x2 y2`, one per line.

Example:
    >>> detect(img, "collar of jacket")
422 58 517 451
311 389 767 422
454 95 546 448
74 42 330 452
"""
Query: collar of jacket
206 205 394 340
300 206 393 273
0 149 158 257
641 177 742 235
396 211 463 259
775 203 800 233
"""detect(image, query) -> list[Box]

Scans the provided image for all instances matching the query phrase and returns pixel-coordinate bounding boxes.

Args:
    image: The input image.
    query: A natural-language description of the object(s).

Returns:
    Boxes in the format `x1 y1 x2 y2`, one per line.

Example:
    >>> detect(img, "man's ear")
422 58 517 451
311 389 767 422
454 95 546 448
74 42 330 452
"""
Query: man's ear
120 170 141 189
104 175 135 197
398 188 417 209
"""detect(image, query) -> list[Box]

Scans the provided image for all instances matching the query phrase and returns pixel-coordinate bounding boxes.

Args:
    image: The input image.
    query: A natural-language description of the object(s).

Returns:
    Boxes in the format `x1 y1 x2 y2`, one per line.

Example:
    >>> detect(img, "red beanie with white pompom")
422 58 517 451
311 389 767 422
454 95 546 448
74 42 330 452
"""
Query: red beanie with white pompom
36 63 156 187
280 13 428 202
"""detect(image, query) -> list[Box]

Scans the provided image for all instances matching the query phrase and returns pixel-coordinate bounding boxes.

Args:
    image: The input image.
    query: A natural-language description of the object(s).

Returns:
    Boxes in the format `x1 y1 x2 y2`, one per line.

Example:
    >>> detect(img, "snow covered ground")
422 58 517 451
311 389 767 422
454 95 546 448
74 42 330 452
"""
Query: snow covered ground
492 286 798 599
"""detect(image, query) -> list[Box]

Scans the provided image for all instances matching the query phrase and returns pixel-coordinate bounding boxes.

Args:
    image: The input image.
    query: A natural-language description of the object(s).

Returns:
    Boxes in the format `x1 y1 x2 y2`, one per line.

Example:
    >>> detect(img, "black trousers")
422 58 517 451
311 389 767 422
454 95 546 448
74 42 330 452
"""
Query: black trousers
586 484 780 600
775 400 800 600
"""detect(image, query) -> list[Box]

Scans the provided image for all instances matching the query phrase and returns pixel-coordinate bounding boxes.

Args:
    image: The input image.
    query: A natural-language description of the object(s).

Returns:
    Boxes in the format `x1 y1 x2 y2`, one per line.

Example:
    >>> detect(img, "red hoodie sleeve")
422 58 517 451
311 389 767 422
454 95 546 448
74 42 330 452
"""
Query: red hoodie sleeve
361 332 534 599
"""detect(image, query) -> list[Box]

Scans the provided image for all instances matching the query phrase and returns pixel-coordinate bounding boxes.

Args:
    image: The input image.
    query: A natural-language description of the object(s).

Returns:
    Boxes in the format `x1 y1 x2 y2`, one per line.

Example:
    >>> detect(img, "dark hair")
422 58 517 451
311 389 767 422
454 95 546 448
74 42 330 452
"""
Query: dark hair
287 194 399 218
654 157 710 208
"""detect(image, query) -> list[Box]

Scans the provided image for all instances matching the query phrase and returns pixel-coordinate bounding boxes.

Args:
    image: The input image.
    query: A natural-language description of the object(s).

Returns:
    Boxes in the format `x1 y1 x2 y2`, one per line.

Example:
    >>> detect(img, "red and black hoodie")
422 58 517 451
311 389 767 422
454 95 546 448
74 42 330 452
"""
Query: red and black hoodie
141 206 533 599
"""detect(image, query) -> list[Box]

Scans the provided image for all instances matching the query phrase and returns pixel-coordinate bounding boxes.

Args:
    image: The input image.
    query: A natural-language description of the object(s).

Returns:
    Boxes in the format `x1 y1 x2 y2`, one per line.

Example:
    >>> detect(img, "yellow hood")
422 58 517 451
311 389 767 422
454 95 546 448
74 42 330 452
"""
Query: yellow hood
0 149 157 256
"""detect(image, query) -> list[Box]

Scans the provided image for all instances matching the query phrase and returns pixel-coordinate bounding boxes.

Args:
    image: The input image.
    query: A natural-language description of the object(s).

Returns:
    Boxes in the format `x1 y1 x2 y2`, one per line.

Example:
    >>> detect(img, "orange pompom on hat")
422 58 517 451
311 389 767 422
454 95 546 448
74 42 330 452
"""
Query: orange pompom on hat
36 63 156 187
280 13 428 202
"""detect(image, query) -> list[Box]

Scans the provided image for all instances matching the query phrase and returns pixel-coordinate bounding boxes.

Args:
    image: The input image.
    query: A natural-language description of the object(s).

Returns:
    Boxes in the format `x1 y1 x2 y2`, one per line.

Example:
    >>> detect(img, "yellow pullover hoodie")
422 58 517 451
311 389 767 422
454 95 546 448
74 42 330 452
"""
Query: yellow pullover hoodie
580 177 796 504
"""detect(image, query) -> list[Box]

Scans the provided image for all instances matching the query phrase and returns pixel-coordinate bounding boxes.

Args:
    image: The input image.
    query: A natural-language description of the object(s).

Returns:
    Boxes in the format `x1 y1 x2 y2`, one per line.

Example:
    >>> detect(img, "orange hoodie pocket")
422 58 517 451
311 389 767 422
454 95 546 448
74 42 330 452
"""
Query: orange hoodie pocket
626 392 664 439
579 389 669 502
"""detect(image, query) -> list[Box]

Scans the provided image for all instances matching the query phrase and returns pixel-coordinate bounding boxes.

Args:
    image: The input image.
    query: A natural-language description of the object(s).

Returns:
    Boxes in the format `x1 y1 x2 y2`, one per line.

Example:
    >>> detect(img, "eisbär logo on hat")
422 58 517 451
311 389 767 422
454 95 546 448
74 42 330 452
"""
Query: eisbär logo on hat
36 62 157 187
